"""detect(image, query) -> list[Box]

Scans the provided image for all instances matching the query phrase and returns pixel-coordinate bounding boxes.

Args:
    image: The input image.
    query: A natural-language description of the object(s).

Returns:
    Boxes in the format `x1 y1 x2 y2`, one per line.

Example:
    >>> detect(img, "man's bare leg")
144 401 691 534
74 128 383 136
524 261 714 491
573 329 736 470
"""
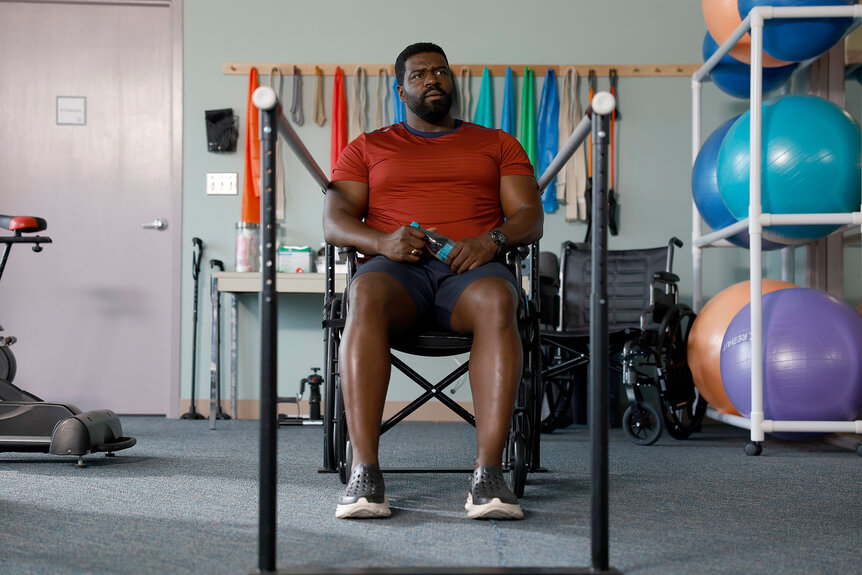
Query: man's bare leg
335 271 419 519
451 276 524 519
340 271 419 468
450 276 522 467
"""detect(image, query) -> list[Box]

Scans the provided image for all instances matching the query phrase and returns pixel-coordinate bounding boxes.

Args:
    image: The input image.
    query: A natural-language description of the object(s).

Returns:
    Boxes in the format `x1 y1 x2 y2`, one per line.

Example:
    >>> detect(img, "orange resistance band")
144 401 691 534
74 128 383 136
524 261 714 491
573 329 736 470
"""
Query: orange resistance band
241 67 261 223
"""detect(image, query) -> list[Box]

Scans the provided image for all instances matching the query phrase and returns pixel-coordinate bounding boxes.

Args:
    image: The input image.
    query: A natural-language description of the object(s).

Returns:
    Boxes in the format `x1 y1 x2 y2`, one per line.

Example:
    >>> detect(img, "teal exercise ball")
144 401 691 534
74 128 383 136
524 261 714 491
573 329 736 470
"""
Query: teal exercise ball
716 95 861 244
692 115 786 250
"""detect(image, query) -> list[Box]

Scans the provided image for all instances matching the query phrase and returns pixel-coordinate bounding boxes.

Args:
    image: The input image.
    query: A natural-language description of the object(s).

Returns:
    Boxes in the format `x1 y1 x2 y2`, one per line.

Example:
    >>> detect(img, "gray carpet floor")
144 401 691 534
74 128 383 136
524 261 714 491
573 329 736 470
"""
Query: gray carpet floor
1 417 860 574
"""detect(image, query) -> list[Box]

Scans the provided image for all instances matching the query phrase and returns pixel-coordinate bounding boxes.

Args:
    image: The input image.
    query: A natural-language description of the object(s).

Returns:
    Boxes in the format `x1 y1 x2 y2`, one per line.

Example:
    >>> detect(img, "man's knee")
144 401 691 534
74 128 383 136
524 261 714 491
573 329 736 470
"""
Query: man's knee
453 278 519 332
347 272 418 327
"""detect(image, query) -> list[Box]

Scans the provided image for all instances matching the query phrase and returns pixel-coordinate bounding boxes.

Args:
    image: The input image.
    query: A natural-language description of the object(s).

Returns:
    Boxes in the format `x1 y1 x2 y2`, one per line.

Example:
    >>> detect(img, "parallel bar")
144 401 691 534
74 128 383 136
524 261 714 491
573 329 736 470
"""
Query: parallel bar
537 113 592 193
258 105 280 574
268 567 618 575
252 88 621 575
589 98 612 573
253 87 330 192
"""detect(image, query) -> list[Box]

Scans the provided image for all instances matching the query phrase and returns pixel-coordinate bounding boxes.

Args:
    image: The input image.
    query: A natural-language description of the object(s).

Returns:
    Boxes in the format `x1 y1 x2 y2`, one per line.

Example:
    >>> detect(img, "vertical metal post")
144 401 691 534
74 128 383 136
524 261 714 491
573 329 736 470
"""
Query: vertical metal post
691 78 704 313
748 10 766 445
590 109 611 572
258 106 279 574
209 270 219 428
231 295 239 420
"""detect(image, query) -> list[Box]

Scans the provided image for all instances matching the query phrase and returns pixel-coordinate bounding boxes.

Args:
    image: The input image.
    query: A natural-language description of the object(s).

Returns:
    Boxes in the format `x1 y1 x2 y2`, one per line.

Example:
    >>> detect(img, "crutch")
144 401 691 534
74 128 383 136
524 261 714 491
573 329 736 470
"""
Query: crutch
180 237 205 419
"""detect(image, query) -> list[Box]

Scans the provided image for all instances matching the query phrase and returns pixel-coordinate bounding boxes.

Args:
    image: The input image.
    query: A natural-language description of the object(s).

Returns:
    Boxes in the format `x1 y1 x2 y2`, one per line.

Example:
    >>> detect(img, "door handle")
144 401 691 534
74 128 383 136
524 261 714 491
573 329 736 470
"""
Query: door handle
141 219 168 231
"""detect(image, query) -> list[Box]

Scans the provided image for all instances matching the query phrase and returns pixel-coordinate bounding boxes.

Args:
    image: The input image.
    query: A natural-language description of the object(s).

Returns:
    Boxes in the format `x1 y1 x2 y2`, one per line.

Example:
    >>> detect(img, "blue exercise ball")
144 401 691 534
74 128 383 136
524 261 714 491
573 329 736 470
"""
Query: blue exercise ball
692 115 786 250
716 95 861 244
738 0 854 63
703 32 797 99
721 288 862 439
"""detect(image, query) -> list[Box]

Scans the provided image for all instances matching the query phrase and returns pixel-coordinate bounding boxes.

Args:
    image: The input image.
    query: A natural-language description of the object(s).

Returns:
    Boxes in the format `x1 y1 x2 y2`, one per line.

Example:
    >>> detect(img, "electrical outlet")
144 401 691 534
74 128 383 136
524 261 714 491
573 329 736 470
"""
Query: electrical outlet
206 172 238 195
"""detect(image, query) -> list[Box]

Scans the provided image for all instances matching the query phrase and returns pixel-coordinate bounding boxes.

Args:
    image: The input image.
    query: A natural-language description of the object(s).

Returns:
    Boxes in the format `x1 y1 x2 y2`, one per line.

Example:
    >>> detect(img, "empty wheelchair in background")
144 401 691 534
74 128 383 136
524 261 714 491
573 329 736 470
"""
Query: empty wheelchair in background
321 244 543 497
539 238 707 445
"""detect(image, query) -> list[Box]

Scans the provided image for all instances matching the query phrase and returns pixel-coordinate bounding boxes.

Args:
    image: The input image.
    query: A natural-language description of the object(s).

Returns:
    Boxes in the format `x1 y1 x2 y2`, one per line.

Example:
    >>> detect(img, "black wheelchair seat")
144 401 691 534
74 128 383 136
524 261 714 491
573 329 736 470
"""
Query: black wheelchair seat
320 245 543 498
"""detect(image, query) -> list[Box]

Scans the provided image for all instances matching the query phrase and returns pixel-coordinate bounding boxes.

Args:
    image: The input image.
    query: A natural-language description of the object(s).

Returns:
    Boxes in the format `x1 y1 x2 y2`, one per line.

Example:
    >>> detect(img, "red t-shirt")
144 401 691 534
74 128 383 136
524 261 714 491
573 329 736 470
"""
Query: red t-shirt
331 121 535 242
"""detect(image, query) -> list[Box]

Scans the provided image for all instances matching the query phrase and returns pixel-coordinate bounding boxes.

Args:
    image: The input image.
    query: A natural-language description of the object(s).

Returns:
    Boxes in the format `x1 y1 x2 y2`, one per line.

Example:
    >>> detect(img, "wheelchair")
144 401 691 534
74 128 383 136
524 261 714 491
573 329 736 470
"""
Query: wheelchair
320 244 543 497
539 238 707 446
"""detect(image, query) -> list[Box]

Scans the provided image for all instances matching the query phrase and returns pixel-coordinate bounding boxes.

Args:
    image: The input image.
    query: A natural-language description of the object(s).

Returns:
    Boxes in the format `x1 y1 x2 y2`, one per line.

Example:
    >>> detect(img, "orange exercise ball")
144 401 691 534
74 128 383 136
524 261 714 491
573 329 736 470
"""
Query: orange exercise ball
688 279 797 415
702 0 792 68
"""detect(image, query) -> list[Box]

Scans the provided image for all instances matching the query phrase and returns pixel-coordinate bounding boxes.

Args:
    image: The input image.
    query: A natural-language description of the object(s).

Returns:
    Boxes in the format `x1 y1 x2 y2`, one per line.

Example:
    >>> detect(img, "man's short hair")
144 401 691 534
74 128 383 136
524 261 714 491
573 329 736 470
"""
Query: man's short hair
395 42 449 86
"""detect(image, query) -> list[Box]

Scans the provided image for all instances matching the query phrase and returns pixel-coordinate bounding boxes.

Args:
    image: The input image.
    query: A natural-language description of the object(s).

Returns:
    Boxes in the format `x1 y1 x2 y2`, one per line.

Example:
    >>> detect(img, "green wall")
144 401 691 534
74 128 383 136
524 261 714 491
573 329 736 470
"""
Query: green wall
180 0 862 406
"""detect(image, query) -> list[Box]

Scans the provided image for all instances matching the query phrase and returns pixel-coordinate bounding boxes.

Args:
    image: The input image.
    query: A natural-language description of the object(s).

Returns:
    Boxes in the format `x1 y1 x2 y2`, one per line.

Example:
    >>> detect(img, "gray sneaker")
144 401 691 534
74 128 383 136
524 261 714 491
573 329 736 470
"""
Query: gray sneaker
335 462 391 519
465 464 524 520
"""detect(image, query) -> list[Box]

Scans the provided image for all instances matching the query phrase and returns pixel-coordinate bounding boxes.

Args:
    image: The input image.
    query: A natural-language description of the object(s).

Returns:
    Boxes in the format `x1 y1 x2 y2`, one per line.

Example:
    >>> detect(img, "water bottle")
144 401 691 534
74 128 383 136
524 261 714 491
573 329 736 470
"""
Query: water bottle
411 222 456 263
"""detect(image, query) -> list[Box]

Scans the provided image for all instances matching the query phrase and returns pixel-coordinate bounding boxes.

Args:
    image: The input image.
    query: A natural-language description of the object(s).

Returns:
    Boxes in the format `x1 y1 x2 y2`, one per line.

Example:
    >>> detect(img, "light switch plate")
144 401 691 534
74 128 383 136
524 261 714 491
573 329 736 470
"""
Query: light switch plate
206 172 238 195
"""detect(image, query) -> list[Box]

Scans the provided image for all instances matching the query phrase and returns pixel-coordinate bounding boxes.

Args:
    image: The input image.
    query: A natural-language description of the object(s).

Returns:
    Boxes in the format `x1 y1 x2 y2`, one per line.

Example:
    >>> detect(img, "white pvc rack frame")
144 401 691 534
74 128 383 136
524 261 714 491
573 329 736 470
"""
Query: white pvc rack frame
691 5 862 443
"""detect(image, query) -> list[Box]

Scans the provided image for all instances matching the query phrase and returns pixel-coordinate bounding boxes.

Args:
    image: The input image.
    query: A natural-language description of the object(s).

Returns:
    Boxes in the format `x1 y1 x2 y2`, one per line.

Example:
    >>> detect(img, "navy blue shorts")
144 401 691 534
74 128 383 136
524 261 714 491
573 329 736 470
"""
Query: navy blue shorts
353 256 517 331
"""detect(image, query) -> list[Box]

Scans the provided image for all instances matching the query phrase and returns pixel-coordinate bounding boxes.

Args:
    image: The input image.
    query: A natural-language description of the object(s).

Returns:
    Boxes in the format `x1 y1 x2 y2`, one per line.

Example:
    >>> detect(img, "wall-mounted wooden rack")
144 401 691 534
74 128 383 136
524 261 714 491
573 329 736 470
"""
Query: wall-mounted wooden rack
223 63 702 77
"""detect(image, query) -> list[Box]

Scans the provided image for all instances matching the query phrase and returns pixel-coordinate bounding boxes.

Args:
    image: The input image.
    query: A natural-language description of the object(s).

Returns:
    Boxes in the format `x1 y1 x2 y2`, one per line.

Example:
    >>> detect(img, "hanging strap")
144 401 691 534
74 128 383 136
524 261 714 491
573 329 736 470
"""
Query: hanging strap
241 67 261 223
538 68 559 214
268 68 286 221
350 66 368 140
331 67 348 171
392 77 405 123
290 66 304 125
608 68 619 236
584 69 597 242
375 67 389 129
473 67 494 128
501 66 515 135
557 68 572 204
559 67 587 222
520 66 537 175
314 66 326 126
459 67 472 122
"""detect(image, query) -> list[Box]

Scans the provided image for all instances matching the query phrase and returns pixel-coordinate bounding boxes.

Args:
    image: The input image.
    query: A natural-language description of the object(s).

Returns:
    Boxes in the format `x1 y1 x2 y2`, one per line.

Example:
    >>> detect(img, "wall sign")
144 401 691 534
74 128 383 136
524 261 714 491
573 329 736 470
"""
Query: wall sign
57 96 86 125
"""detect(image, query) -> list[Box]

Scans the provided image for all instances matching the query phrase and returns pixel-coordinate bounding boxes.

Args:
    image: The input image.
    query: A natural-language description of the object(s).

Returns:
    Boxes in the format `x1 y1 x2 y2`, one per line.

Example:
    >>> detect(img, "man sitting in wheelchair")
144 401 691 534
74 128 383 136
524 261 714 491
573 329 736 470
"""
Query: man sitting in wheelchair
323 42 543 520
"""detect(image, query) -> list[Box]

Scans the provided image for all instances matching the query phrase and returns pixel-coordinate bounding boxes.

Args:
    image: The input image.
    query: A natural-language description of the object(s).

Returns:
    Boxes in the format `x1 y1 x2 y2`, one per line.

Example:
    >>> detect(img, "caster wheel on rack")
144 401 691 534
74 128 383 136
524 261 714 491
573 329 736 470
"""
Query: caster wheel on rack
744 441 762 456
856 443 862 457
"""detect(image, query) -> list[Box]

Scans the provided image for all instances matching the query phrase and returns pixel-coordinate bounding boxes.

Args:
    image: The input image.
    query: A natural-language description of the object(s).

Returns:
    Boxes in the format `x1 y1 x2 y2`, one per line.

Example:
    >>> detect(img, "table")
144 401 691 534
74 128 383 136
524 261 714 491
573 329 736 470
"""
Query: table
209 272 346 427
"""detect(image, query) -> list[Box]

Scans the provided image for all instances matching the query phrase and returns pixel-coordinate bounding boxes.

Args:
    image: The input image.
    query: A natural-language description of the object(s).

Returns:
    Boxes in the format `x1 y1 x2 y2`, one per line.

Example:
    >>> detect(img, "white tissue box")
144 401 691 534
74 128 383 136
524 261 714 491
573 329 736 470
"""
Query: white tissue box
277 246 313 273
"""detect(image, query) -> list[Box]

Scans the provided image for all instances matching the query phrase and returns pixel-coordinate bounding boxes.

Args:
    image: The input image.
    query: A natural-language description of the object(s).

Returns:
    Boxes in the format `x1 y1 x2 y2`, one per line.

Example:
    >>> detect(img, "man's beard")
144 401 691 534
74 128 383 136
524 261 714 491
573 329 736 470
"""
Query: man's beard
403 87 453 123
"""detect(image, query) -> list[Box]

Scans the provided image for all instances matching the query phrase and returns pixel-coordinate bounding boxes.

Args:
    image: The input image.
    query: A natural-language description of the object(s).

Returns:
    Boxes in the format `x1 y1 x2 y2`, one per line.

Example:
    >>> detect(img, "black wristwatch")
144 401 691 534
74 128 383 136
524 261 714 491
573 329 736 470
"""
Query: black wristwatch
487 229 508 258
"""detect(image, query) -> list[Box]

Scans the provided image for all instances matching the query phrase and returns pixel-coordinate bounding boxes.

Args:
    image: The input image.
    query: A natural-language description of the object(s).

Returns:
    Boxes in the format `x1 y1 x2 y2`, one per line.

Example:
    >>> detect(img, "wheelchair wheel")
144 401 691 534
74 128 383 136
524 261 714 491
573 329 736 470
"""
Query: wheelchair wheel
322 296 343 472
622 401 663 445
336 408 350 484
656 304 708 440
506 430 527 498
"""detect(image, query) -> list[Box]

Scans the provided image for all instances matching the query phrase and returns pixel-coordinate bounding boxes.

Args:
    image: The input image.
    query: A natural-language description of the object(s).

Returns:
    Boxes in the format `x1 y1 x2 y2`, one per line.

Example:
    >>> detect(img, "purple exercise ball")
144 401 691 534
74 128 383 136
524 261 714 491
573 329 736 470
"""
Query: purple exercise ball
720 288 862 438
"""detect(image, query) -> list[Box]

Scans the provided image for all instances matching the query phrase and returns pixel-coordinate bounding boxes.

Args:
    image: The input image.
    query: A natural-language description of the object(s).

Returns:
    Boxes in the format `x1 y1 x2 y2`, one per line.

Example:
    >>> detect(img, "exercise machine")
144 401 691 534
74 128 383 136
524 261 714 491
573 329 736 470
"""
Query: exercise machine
0 214 136 467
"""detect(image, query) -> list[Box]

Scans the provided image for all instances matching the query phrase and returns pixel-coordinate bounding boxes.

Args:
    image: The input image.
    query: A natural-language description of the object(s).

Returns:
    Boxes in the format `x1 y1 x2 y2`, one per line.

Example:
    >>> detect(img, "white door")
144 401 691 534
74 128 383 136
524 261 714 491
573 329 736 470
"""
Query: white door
0 1 178 414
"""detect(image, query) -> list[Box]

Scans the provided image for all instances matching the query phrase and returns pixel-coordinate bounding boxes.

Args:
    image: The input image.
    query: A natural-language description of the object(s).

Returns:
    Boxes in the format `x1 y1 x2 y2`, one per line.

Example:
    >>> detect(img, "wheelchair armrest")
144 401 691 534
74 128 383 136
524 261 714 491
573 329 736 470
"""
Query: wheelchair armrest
652 271 679 284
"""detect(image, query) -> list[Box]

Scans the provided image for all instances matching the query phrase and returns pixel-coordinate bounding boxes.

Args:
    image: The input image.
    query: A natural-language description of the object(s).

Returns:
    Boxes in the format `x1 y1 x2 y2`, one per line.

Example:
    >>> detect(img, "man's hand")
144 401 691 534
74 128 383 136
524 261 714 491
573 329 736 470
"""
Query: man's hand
446 234 499 273
378 225 428 262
